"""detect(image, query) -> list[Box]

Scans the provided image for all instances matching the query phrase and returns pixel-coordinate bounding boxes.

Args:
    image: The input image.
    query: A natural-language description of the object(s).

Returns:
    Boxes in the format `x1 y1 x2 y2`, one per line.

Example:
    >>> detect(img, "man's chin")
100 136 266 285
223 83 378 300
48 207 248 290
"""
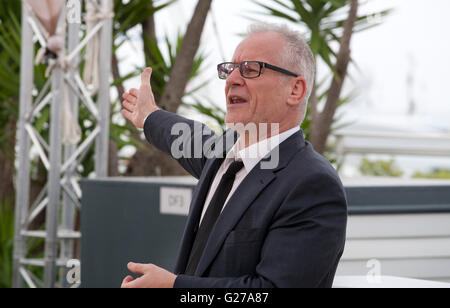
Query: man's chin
225 117 250 128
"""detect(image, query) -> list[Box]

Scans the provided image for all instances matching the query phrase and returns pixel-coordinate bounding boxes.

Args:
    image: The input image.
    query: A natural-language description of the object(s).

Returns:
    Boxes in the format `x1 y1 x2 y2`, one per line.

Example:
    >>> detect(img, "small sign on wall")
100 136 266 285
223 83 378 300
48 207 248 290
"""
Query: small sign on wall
160 187 192 216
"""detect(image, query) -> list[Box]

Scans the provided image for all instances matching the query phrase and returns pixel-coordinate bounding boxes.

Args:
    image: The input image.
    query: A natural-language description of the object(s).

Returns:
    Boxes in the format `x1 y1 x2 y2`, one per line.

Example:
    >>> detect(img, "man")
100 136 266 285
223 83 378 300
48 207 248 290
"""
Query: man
120 23 347 288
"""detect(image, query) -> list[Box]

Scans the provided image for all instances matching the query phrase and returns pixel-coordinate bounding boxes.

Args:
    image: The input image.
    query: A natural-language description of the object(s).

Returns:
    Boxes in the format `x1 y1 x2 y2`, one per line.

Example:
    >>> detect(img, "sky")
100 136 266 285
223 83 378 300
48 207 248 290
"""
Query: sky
117 0 450 175
344 0 450 131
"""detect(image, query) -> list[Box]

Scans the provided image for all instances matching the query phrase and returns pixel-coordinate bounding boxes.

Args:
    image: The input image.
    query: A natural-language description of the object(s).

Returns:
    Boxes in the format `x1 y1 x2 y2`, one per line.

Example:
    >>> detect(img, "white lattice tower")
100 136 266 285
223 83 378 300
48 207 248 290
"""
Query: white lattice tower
12 0 113 288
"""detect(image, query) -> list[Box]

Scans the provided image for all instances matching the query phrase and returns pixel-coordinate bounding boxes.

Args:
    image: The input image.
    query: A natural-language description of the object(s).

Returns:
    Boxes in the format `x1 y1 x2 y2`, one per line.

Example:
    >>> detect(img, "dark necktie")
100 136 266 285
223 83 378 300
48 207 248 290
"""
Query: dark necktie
184 160 245 275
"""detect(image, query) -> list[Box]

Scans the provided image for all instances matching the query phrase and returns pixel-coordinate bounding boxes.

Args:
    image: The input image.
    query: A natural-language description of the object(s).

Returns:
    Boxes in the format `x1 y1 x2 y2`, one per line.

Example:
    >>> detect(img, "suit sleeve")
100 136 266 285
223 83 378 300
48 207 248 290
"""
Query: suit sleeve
143 110 218 179
173 172 348 288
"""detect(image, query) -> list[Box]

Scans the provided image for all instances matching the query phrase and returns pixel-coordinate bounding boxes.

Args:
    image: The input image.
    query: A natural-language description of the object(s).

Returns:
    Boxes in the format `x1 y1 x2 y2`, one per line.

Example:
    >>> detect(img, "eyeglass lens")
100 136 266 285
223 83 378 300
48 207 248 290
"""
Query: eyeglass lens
218 62 261 79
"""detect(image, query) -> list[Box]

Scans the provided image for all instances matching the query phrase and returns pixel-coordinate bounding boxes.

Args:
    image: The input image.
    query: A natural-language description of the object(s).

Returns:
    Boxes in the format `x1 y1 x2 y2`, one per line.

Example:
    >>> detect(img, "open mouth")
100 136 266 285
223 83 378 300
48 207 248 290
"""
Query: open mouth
228 96 249 105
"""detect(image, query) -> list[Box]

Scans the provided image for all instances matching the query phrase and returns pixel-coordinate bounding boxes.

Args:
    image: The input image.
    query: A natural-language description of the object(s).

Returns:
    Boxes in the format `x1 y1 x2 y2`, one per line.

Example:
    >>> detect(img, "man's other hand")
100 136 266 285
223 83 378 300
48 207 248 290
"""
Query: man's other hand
120 262 177 288
121 67 160 129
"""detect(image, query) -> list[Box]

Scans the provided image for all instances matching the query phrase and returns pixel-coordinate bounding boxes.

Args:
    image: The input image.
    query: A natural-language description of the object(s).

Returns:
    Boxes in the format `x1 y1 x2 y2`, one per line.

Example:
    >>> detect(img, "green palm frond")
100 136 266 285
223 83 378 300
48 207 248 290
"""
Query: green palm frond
113 0 177 38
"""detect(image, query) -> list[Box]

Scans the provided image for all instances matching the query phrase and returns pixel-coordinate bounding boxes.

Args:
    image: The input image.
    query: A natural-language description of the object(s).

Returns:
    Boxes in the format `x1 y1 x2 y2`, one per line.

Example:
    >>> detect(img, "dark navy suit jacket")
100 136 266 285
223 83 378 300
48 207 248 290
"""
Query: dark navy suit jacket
144 110 347 288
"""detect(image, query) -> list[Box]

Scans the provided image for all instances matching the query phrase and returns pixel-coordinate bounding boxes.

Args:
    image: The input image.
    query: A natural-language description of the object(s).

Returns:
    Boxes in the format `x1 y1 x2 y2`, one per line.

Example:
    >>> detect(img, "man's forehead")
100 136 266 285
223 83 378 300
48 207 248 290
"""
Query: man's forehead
232 32 284 63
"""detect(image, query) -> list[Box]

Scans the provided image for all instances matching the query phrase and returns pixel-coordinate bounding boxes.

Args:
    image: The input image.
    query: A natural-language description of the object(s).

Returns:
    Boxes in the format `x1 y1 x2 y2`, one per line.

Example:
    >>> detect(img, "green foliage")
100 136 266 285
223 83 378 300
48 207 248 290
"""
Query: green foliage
0 200 14 288
0 3 22 159
413 169 450 180
359 157 404 178
113 0 176 39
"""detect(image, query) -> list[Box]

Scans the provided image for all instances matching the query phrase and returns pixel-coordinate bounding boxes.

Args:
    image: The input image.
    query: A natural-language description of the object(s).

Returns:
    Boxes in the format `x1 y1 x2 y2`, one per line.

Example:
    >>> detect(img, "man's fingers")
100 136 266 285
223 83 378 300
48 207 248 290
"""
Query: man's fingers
122 89 138 101
127 262 149 275
121 275 134 288
129 88 139 98
141 67 152 86
122 100 136 112
121 109 132 121
122 275 145 289
122 93 137 105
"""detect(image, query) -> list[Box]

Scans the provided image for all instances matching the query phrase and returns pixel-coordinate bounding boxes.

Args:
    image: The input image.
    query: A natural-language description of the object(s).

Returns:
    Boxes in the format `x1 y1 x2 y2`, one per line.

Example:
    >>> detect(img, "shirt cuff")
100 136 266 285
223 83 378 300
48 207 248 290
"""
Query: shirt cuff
143 113 152 128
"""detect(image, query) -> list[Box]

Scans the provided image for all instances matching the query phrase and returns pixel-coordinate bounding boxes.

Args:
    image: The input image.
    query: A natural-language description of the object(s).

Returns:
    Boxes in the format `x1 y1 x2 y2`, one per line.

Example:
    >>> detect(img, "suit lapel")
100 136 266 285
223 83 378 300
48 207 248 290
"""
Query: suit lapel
194 166 276 276
195 130 306 276
174 129 237 274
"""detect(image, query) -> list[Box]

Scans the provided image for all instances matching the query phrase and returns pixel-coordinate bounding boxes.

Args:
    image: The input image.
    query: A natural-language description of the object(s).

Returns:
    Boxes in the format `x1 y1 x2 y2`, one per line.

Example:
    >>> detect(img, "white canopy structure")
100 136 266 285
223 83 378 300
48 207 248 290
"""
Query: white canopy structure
335 124 450 168
336 130 450 156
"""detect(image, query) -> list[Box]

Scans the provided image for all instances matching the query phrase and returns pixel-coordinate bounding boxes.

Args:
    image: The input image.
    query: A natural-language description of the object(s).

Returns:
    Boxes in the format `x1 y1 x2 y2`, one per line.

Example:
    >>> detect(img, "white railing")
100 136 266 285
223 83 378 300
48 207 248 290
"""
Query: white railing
335 130 450 158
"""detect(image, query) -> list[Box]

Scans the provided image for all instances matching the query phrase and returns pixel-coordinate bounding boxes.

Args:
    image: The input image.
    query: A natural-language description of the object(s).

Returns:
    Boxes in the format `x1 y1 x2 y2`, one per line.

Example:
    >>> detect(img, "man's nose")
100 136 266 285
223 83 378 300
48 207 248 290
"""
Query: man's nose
226 67 245 87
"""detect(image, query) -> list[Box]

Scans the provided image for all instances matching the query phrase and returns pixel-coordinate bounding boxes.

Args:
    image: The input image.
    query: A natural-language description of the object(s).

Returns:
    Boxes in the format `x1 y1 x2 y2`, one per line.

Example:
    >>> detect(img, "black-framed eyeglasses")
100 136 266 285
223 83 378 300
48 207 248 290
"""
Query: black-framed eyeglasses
217 61 299 80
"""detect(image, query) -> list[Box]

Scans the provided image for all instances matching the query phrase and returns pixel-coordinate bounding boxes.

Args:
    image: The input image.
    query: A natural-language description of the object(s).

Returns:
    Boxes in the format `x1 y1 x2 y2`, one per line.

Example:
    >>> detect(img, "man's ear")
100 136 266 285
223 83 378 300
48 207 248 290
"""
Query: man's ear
287 76 307 107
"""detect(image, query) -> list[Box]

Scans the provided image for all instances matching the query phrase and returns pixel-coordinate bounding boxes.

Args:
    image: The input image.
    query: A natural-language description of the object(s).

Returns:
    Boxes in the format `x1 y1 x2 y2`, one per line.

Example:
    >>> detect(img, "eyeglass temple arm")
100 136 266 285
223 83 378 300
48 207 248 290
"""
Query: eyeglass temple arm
263 63 298 77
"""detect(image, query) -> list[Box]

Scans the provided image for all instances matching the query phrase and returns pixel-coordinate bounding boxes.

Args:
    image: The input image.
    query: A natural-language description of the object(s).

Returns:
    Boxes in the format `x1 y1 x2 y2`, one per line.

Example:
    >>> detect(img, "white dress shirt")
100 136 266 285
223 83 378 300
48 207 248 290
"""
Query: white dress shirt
199 126 300 225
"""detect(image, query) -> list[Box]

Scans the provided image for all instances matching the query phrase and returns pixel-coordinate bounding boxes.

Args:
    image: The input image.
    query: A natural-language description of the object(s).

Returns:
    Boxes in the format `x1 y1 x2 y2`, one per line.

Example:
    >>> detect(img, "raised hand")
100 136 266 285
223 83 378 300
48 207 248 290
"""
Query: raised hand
121 67 160 129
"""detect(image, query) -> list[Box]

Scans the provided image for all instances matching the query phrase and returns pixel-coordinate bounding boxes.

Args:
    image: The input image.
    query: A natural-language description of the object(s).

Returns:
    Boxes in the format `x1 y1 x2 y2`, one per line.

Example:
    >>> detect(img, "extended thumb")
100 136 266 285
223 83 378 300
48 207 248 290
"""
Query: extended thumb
128 262 146 274
141 67 152 85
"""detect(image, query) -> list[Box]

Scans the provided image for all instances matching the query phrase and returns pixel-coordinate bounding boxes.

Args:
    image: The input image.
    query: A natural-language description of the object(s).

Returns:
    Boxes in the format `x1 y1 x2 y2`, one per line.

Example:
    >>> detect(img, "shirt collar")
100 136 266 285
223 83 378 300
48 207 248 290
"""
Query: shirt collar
225 126 300 173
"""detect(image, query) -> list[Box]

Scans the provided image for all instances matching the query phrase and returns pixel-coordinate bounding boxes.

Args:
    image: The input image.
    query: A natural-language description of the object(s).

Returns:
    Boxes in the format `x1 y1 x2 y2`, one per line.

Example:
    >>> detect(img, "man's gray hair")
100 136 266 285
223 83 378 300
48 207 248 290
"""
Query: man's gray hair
246 23 316 119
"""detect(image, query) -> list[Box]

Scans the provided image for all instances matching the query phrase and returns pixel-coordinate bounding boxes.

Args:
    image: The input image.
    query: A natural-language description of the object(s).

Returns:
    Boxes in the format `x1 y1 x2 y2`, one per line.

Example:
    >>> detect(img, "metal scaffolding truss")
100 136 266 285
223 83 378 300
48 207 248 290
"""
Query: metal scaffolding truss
12 0 113 288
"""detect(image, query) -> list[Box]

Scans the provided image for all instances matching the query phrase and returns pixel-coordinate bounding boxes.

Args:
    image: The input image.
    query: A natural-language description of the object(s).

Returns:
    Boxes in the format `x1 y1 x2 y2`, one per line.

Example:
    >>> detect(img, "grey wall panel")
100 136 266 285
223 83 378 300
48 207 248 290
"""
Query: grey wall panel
344 185 450 214
81 179 189 288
